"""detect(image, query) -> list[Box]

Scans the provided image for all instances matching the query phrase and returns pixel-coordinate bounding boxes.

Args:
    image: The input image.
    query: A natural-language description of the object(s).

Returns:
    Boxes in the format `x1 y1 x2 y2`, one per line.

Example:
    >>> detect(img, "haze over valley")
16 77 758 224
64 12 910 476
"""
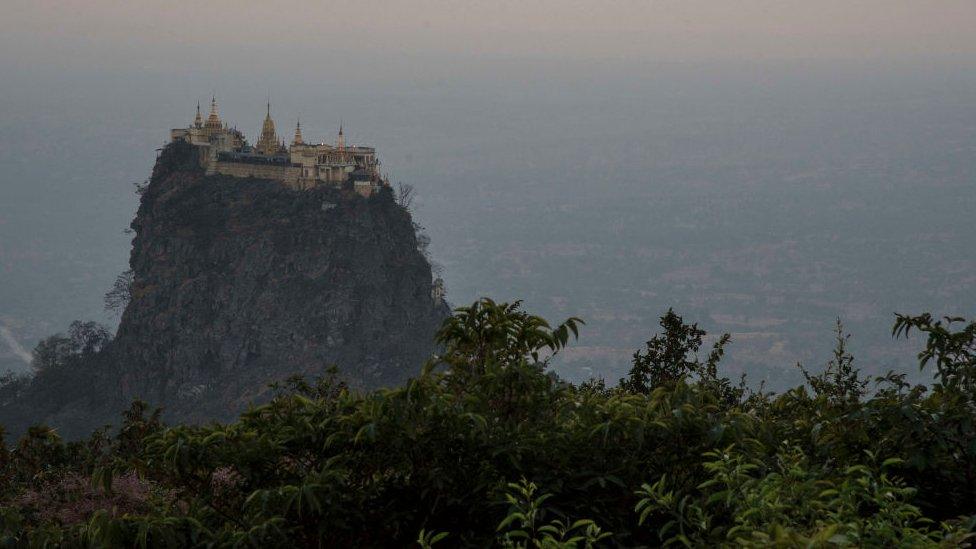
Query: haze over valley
2 1 976 388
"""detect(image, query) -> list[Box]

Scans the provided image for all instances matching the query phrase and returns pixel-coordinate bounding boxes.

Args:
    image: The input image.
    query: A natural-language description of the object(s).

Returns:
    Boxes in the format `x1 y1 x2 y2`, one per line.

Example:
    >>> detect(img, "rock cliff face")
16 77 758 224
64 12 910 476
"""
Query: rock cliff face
113 141 448 422
0 141 448 435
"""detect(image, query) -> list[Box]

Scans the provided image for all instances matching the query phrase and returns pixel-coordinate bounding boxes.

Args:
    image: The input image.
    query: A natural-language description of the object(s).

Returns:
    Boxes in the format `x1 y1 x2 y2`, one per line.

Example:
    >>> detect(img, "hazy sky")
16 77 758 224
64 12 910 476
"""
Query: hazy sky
3 1 976 70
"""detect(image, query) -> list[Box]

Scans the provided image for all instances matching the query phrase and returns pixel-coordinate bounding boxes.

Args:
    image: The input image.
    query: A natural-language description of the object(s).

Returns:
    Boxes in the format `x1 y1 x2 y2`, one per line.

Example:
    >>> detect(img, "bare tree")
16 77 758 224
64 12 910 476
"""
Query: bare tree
396 182 416 211
105 270 134 315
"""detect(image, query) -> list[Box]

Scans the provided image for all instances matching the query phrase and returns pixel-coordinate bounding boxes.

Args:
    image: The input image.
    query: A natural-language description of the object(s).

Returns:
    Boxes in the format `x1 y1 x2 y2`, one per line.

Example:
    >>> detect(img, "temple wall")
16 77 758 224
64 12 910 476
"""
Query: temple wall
354 181 376 197
213 161 302 188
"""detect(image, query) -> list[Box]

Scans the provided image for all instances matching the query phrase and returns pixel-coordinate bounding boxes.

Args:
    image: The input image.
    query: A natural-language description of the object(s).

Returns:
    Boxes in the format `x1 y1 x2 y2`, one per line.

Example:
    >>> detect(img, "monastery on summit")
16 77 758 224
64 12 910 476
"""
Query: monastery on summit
171 97 387 196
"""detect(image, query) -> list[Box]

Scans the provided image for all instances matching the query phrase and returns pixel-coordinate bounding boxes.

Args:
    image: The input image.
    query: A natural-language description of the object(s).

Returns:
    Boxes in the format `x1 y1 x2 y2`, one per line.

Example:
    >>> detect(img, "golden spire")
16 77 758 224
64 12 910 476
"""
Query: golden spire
255 100 279 155
204 95 222 130
193 101 203 128
292 118 303 145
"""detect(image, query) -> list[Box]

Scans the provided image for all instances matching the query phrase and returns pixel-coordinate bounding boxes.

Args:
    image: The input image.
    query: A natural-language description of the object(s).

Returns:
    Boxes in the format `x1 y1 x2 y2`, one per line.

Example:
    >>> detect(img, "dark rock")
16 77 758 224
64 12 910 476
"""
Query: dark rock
0 141 448 437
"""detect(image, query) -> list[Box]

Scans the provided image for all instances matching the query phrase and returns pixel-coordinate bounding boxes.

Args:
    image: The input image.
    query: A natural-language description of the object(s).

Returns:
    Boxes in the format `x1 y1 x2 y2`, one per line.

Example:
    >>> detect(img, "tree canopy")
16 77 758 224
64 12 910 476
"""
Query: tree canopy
2 299 976 547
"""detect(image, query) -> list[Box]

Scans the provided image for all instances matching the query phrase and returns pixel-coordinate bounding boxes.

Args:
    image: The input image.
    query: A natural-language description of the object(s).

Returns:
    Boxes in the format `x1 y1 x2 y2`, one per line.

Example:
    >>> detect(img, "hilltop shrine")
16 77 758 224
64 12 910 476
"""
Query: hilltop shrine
171 97 387 196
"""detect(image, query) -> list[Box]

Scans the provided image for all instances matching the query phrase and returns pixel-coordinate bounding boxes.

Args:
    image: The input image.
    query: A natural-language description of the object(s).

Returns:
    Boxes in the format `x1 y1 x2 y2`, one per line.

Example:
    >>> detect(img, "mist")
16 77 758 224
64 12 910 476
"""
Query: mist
0 325 32 368
1 2 975 385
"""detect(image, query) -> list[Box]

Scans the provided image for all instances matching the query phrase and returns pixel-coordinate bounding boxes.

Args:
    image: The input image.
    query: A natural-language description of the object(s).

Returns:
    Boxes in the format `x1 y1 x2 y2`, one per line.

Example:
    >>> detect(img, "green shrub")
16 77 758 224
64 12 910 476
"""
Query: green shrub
1 299 975 546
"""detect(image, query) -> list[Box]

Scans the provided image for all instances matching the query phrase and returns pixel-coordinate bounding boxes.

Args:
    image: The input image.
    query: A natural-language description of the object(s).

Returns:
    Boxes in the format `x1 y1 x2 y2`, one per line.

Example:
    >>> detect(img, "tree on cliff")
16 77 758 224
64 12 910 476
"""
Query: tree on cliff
103 270 134 316
32 321 112 373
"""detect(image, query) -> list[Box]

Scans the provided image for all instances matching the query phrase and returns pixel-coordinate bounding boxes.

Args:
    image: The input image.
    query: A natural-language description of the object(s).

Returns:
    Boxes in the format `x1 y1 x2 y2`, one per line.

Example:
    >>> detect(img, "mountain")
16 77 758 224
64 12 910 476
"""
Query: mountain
0 140 448 438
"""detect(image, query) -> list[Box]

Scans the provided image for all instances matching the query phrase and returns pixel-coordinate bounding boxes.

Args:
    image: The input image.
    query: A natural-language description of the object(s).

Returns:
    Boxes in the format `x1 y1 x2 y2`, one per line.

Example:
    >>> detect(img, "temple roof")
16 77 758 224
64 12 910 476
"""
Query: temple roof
204 96 222 129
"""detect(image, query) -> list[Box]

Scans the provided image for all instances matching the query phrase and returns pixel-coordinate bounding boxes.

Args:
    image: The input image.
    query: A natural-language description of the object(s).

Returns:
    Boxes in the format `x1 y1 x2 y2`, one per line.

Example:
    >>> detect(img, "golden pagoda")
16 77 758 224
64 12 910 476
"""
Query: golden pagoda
255 102 280 156
292 118 303 146
202 96 224 140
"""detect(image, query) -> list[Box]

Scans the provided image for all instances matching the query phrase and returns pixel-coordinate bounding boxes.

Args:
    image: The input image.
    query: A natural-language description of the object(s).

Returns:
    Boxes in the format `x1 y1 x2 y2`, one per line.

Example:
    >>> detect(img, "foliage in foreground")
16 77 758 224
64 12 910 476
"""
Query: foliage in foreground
2 299 976 547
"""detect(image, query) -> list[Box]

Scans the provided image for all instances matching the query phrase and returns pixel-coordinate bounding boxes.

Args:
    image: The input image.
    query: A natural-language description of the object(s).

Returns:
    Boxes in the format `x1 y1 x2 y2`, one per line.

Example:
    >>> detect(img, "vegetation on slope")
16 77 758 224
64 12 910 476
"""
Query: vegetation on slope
2 299 976 547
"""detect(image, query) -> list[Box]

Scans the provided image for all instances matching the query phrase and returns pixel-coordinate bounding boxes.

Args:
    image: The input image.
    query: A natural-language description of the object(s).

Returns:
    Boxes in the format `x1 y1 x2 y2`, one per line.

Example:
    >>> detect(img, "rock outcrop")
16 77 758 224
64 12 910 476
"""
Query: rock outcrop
0 141 448 436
